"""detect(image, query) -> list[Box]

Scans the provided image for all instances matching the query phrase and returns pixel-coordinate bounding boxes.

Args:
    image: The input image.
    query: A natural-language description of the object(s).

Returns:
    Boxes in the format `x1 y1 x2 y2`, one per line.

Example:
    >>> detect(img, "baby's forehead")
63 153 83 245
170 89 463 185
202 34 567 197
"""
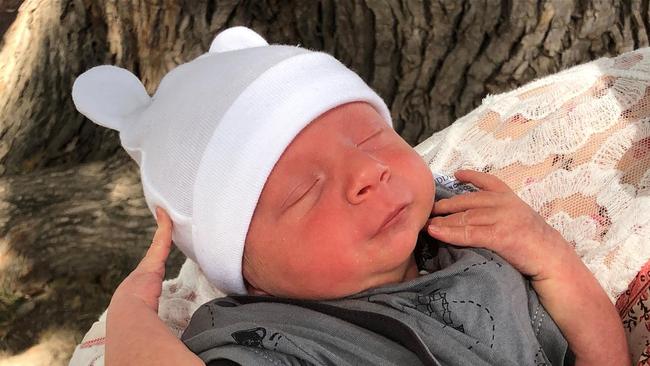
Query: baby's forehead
293 121 379 154
307 106 387 136
277 103 390 164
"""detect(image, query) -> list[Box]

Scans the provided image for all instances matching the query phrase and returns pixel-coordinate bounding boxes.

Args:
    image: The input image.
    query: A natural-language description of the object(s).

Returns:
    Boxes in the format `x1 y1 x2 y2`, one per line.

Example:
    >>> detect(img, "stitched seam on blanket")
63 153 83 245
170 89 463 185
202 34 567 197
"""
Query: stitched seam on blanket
81 337 105 348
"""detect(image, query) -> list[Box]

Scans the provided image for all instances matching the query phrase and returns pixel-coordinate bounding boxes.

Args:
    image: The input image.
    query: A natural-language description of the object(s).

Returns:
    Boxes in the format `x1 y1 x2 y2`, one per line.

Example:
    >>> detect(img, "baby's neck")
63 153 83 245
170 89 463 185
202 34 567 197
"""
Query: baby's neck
402 254 421 281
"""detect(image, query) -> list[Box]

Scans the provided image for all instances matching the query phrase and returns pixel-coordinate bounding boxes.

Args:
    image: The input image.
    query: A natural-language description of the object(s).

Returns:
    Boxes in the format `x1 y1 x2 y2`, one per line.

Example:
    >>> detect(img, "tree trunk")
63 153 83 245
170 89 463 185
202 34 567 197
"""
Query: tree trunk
1 0 648 363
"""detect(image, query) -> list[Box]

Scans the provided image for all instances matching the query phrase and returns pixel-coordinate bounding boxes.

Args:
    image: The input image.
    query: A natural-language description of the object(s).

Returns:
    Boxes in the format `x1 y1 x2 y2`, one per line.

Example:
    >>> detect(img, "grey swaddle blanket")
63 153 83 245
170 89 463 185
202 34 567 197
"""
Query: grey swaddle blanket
181 243 572 365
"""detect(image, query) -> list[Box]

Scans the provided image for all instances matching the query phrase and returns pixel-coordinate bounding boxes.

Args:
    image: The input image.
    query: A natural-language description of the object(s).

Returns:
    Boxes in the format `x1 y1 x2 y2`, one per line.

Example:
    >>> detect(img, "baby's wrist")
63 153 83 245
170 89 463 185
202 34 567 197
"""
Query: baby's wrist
532 228 578 282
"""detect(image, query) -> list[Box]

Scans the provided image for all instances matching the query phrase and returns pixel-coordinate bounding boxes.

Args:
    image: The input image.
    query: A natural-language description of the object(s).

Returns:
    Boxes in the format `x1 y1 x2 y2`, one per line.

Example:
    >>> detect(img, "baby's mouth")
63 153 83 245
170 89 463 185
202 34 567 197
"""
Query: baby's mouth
376 203 409 234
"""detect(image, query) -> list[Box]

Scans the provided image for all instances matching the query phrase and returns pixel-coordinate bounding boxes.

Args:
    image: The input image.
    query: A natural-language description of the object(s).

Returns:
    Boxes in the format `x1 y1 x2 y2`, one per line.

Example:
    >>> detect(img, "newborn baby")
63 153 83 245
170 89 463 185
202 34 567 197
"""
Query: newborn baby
183 101 566 365
179 101 619 366
70 26 629 365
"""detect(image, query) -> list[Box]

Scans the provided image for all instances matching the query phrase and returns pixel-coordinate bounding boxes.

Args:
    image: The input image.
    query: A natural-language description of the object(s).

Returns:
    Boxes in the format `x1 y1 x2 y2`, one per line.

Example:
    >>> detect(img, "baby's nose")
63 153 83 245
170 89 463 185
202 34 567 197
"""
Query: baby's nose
346 157 390 204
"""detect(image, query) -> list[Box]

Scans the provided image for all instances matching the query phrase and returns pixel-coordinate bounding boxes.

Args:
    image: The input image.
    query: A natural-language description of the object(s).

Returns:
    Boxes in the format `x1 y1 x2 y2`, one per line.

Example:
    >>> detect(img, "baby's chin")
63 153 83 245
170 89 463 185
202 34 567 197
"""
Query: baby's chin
395 201 433 254
376 212 422 264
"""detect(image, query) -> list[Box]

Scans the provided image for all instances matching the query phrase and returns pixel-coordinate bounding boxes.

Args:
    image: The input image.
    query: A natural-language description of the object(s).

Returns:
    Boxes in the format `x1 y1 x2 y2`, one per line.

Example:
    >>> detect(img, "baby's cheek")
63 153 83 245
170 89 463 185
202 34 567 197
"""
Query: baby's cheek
299 246 364 285
296 206 398 289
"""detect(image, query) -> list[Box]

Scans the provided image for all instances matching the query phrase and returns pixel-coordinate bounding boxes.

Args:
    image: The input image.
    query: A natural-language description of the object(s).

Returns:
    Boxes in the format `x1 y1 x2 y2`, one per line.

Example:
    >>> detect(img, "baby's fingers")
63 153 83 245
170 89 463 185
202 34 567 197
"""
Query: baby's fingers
136 207 173 276
433 191 498 215
427 224 495 248
428 208 497 227
454 170 511 193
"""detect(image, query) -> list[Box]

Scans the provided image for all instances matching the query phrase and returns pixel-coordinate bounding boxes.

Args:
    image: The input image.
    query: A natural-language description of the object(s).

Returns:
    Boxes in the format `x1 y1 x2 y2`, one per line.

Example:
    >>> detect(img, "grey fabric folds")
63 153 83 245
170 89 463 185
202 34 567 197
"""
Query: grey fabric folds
181 245 572 365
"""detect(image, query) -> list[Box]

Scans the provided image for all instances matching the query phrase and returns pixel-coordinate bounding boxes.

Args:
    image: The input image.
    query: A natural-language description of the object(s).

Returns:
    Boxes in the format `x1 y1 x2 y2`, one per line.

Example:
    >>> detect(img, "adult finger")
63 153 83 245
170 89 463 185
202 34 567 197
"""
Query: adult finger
427 224 496 248
428 208 498 227
136 207 173 274
433 191 499 215
454 170 511 193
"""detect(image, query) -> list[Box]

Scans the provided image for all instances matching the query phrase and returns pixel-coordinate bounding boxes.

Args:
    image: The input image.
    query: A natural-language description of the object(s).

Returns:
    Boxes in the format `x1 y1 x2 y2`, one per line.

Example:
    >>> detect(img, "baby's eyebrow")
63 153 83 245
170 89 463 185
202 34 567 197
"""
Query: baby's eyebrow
356 127 384 146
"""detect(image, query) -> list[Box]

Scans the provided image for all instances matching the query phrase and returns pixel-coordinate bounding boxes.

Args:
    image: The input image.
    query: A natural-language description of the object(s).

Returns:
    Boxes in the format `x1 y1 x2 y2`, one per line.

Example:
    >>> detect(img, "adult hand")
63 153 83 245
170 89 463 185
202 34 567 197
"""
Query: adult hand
427 169 569 281
105 208 206 366
109 207 173 312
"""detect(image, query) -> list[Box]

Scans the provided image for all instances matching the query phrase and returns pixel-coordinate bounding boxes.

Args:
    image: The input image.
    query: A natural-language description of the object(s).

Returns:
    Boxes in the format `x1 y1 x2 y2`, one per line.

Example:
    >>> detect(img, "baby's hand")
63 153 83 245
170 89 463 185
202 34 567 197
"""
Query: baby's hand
427 169 567 280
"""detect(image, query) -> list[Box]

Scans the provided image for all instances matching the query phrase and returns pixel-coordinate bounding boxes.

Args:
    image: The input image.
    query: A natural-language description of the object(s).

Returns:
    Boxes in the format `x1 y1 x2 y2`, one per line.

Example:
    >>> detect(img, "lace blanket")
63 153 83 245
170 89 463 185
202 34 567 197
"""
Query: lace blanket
69 48 650 365
416 48 650 303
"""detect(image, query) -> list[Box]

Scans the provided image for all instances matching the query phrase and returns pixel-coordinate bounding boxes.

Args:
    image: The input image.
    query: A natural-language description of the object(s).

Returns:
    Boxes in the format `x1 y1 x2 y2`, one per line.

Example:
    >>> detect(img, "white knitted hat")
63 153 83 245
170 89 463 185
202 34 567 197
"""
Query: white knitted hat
71 26 392 294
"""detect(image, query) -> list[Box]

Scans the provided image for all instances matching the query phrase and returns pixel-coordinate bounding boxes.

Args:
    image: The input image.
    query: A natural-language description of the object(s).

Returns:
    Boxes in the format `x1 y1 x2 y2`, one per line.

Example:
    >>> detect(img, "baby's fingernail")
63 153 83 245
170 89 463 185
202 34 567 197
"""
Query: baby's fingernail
428 225 440 233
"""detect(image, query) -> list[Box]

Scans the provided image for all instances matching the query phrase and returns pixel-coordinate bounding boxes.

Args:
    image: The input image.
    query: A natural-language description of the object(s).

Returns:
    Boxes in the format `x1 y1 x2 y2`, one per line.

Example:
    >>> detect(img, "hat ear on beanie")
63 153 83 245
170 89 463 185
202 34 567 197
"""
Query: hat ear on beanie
194 26 271 61
72 65 151 166
71 65 151 134
209 26 269 53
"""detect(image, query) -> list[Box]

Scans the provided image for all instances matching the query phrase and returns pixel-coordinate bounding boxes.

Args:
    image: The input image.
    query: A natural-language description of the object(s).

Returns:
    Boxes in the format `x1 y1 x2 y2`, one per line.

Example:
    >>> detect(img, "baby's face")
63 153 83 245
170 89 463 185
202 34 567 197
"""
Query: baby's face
243 102 435 299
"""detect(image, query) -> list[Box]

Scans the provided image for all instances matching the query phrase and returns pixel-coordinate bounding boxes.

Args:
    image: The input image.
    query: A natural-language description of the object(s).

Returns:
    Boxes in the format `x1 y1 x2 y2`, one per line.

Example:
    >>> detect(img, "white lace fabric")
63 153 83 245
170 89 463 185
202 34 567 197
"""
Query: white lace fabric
415 48 650 303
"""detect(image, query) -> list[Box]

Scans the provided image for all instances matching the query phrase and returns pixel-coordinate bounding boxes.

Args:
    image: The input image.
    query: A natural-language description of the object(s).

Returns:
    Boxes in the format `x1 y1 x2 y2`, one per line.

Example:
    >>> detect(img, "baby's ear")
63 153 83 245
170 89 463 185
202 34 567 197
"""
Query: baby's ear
244 278 269 296
71 65 151 132
247 287 270 296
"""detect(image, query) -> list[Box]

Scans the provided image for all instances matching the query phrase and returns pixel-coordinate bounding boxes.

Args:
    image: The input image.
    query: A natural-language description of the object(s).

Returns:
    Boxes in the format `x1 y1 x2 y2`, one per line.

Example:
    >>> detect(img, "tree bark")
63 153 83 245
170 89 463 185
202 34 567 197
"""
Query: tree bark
0 149 188 357
1 0 649 362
